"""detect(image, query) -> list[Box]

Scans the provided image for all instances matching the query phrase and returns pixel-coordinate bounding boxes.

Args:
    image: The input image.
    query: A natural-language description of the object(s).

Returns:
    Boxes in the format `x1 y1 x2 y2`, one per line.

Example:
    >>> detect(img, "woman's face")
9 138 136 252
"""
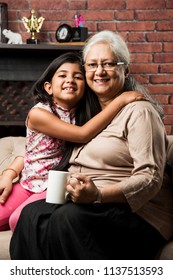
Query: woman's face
44 62 85 109
85 43 126 106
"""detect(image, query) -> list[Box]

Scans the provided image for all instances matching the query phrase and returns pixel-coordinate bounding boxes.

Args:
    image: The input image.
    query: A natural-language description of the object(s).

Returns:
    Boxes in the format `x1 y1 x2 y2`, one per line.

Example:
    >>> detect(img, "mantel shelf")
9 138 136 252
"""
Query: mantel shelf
0 42 85 51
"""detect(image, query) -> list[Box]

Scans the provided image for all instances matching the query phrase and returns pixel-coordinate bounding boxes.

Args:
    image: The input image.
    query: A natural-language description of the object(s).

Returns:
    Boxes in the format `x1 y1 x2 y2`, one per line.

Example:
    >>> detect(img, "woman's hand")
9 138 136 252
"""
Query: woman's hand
66 173 98 204
0 175 13 204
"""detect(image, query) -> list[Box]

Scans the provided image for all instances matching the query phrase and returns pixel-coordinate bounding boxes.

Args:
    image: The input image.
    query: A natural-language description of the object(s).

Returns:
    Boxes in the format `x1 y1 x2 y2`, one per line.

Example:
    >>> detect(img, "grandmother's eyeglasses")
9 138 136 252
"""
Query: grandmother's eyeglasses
84 61 125 72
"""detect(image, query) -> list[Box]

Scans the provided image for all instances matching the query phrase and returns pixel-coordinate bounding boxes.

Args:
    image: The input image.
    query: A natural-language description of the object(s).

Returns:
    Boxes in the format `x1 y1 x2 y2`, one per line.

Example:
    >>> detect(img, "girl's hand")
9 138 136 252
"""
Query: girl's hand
0 175 13 204
120 91 145 104
66 173 98 204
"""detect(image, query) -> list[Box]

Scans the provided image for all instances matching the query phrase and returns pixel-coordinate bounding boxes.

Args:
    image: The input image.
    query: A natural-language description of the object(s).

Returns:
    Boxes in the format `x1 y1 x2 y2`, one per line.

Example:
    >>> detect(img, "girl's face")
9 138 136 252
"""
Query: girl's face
85 43 127 107
44 62 85 109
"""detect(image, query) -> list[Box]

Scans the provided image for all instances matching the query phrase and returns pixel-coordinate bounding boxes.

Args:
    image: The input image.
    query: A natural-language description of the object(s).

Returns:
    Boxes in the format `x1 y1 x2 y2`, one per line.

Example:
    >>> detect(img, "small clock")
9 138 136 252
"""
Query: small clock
55 24 72 42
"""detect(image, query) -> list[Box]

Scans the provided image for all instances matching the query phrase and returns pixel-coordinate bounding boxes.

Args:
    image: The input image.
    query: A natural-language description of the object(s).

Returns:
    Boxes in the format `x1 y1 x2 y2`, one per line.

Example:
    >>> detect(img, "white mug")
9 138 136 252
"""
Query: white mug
46 170 69 204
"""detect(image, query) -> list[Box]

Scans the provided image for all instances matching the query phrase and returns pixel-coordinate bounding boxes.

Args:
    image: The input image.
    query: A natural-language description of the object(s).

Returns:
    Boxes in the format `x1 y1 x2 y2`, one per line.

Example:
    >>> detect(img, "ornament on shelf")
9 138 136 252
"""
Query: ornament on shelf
21 9 45 44
74 12 86 27
72 12 88 42
2 29 23 44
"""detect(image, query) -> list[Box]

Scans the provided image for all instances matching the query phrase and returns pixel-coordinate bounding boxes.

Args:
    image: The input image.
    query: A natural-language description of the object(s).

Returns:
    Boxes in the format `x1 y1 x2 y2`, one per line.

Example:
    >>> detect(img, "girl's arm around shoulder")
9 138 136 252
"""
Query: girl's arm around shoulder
28 91 144 143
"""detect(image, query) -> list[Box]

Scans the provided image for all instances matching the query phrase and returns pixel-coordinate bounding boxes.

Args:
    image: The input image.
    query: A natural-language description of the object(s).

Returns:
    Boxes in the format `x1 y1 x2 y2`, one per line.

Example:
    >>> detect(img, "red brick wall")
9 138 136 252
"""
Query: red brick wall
3 0 173 134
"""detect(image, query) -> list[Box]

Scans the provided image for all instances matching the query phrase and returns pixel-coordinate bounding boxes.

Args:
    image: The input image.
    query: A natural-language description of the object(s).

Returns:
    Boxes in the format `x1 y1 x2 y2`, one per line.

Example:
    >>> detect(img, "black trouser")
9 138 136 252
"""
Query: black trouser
10 200 165 260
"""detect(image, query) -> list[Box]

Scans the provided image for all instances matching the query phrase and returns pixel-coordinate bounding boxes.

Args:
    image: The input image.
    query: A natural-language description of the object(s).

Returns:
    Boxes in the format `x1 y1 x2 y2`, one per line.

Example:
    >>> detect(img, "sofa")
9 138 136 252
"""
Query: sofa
0 135 173 259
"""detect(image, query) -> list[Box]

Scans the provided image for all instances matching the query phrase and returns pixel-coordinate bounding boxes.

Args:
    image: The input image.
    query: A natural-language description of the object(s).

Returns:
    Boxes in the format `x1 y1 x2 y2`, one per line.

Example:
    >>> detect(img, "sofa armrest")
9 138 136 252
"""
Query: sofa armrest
0 136 25 174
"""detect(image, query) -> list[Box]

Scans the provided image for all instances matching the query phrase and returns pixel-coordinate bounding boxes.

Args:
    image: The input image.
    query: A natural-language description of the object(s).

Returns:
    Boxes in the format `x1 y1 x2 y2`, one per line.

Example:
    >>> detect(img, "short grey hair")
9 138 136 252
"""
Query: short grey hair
82 30 164 118
83 30 130 65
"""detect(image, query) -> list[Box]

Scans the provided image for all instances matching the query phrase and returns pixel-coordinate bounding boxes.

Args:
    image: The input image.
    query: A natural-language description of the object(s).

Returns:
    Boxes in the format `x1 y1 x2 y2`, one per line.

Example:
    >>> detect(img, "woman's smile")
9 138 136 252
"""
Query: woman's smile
94 78 110 84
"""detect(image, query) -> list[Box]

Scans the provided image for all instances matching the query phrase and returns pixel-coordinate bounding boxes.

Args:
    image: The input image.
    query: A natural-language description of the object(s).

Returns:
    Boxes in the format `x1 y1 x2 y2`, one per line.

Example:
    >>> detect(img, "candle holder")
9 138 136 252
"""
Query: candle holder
21 9 45 44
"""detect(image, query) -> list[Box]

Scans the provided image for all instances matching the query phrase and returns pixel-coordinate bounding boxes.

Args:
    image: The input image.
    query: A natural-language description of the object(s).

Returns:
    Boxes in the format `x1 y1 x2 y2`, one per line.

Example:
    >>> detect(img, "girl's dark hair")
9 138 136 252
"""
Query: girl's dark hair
31 52 85 116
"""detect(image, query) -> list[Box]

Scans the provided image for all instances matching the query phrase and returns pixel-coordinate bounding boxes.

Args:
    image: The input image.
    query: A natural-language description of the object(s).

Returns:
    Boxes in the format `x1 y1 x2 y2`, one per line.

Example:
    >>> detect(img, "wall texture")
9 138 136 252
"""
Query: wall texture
1 0 173 134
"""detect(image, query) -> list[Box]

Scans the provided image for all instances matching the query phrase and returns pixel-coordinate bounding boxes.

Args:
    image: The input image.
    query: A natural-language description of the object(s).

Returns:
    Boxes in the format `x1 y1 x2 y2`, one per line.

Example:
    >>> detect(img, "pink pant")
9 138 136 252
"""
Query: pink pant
0 183 46 232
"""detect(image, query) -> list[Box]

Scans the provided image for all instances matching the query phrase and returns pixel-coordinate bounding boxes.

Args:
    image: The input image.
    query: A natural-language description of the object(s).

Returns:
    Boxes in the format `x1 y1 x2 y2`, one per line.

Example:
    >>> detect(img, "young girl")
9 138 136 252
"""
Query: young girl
0 52 143 231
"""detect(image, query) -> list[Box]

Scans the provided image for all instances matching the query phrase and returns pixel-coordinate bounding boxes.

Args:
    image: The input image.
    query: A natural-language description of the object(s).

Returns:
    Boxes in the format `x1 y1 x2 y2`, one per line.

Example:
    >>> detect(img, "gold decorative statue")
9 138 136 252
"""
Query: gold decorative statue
22 9 45 44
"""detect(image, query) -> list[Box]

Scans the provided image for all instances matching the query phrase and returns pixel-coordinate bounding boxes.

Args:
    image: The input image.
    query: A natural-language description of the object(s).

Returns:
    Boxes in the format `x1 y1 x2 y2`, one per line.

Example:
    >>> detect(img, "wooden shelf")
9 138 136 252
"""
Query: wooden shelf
0 42 85 51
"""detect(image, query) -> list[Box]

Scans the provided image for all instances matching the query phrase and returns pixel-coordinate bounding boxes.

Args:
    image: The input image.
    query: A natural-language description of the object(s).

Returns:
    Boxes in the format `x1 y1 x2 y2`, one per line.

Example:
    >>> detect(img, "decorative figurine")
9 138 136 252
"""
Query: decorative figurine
2 29 23 44
72 12 88 42
74 12 85 27
21 9 45 44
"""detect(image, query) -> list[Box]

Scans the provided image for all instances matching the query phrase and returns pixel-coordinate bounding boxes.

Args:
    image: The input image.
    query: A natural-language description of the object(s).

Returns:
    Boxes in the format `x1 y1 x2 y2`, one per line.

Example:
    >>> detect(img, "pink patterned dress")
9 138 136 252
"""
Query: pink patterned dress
20 102 75 193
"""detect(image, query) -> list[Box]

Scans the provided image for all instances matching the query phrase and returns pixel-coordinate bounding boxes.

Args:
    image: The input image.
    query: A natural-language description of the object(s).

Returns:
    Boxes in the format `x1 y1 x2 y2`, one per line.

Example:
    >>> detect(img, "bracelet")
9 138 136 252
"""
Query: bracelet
93 188 102 204
1 168 18 179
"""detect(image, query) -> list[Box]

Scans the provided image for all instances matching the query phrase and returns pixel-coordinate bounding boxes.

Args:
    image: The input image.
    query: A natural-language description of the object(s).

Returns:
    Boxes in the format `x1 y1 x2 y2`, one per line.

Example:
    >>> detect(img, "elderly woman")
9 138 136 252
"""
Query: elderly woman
10 31 173 260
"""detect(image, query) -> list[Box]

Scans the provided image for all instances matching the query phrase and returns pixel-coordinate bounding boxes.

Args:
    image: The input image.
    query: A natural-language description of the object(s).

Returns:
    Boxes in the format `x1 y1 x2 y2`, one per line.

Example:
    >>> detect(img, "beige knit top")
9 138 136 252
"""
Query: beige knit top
69 101 173 240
